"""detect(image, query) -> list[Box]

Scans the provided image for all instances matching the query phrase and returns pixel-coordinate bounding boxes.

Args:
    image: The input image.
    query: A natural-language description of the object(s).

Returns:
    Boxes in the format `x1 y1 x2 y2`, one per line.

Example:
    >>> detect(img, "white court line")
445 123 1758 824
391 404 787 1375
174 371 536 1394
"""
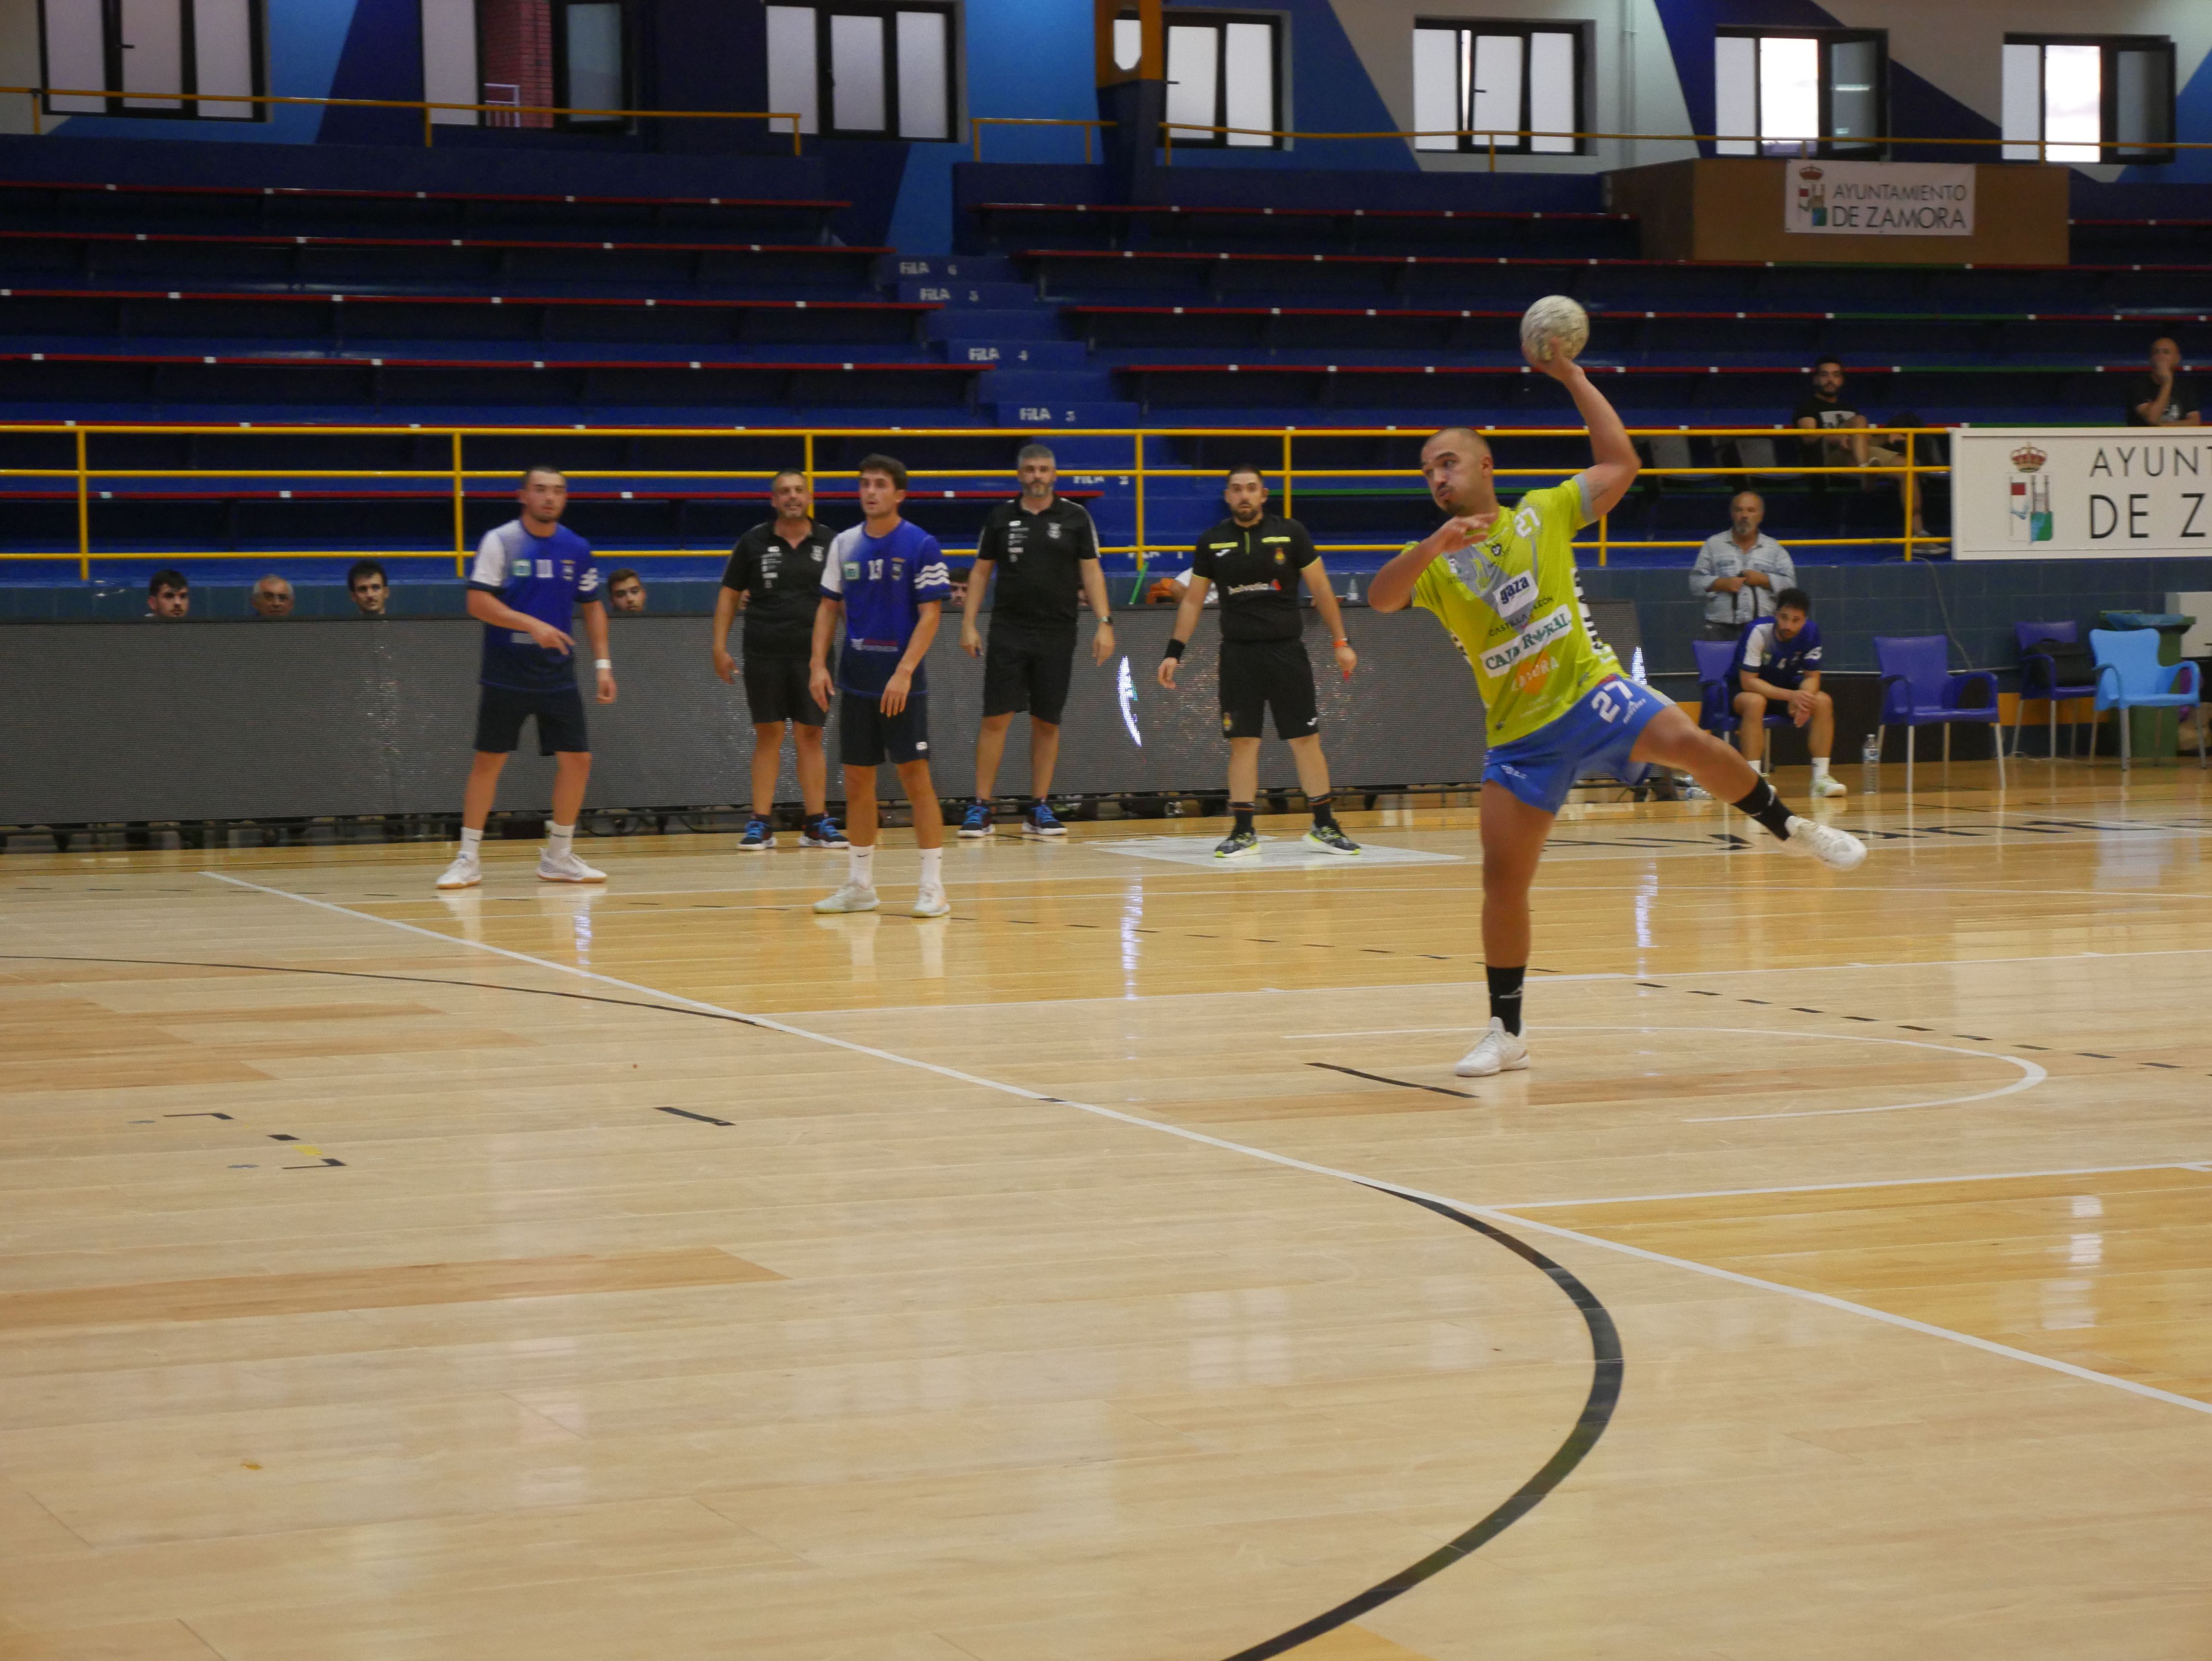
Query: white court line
1503 1161 2212 1209
200 870 2212 1423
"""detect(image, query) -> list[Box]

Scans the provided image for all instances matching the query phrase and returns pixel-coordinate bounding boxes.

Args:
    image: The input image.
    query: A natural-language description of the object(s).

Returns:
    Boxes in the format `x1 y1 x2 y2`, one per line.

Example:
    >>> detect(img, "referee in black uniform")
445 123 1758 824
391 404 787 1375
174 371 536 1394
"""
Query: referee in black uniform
1157 464 1361 859
711 468 848 852
957 442 1116 837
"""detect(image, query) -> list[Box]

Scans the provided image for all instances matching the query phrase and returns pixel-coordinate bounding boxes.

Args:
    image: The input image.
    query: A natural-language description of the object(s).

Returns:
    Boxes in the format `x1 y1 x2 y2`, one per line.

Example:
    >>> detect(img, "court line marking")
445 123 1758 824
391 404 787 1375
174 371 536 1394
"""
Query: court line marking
1502 1161 2211 1209
201 870 2212 1423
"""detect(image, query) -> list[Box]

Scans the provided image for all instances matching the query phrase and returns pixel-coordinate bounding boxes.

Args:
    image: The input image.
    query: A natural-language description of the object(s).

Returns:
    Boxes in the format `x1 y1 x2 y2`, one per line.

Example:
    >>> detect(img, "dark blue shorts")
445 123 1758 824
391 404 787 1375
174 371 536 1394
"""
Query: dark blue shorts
474 684 588 756
838 691 931 767
1483 677 1670 814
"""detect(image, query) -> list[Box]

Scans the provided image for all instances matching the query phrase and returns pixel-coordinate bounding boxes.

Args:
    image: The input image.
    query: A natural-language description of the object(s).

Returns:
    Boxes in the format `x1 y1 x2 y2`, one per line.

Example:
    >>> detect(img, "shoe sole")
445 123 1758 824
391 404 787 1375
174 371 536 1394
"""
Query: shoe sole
537 872 607 884
911 904 952 918
1026 827 1068 837
435 875 481 890
1302 840 1362 856
815 900 881 913
737 843 772 852
957 828 992 839
1214 847 1261 860
1455 1051 1531 1078
799 838 847 849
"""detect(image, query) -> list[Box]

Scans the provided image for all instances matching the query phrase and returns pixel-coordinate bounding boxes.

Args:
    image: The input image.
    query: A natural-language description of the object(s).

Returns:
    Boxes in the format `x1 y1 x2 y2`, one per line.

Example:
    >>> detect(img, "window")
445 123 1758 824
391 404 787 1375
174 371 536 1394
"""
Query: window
1714 27 1886 158
1412 21 1583 155
764 3 956 141
2002 35 2174 164
40 0 264 120
1160 11 1280 148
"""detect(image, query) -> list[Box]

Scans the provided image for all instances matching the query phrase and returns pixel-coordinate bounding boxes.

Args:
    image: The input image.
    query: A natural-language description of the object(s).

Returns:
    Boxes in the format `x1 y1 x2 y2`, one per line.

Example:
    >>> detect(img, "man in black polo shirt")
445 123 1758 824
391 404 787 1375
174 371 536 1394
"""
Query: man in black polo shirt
1157 465 1361 859
957 443 1115 837
712 468 848 852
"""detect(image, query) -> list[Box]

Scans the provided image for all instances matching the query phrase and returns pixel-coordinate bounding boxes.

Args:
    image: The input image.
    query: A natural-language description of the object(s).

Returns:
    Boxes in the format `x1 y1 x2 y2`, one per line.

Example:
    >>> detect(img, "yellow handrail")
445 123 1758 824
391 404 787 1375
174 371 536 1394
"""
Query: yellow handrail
0 422 1950 577
4 85 804 153
971 117 1115 164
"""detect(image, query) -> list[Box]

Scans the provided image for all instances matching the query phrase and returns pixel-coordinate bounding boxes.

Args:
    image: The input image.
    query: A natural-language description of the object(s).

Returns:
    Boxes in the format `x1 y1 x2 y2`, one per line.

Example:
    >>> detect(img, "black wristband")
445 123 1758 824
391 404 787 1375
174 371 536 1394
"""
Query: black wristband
1163 638 1187 661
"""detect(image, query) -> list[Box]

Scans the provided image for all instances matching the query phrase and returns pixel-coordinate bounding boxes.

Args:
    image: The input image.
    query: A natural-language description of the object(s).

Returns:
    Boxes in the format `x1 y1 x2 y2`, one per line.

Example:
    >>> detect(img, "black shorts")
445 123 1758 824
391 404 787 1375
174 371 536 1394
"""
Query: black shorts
474 684 588 756
743 650 830 727
982 628 1077 724
839 691 932 767
1219 636 1318 740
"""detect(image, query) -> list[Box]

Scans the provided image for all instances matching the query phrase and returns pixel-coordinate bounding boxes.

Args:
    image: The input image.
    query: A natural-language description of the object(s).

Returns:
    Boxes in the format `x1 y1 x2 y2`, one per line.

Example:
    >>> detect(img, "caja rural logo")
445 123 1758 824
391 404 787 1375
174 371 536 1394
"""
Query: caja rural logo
2008 443 2052 544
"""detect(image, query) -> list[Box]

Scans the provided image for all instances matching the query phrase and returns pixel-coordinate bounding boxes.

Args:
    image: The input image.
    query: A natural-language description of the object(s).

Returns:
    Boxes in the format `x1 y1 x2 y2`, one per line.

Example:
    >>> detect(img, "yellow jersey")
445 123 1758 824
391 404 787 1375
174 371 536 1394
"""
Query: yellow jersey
1408 478 1623 746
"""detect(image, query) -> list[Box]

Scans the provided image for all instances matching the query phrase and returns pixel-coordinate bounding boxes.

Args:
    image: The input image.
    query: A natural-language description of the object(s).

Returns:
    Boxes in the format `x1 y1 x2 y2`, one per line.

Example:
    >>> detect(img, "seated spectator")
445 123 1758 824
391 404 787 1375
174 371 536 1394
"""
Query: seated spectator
2126 337 2200 427
250 575 294 618
347 559 389 616
1690 491 1795 641
1793 356 1906 477
607 568 646 613
146 569 189 619
1733 587 1844 797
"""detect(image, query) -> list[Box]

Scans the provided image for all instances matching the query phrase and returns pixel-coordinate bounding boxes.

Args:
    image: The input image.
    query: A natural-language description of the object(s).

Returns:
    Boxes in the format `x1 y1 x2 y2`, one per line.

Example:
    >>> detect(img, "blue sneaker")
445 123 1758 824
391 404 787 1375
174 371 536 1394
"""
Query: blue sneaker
737 817 773 851
800 816 848 849
959 801 994 839
1025 801 1068 837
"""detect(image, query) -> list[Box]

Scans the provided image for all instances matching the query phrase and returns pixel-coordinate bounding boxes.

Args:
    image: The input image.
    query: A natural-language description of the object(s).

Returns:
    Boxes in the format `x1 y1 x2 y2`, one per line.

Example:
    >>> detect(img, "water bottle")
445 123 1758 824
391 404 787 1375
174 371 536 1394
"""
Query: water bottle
1860 732 1881 793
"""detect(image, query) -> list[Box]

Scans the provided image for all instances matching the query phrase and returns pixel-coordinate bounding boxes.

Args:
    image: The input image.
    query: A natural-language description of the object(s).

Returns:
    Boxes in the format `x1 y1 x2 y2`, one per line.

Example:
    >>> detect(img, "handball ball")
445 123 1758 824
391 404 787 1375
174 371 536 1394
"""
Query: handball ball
1520 294 1589 363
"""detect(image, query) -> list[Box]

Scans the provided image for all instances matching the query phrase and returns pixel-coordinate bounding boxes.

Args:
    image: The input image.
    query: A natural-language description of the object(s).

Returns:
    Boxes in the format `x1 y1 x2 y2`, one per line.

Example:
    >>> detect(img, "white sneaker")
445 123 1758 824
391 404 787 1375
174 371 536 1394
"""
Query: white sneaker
536 849 606 883
435 853 481 890
1778 814 1866 870
1809 773 1849 798
1454 1017 1530 1078
910 887 951 919
813 882 881 914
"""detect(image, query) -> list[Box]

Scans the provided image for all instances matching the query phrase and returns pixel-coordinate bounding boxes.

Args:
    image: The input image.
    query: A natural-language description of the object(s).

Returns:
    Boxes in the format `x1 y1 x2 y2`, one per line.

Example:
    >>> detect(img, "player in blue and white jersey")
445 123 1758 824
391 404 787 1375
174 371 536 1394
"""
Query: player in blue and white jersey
435 466 617 889
1733 587 1843 796
808 453 956 918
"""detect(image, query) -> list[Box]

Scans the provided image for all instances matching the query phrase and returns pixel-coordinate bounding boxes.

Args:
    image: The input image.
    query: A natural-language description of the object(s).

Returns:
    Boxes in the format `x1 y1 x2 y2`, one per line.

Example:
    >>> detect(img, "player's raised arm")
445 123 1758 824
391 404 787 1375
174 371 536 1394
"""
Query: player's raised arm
1528 347 1638 519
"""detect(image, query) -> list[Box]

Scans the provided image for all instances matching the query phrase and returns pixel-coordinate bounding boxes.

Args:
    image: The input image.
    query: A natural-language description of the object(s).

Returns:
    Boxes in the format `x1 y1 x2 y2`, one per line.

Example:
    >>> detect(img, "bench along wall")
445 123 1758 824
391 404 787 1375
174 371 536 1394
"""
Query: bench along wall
3 605 1633 824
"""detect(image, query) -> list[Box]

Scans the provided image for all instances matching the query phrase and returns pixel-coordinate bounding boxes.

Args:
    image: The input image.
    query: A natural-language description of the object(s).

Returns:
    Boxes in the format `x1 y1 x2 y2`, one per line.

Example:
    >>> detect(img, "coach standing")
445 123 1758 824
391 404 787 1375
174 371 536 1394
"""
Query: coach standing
1157 465 1360 860
958 443 1115 837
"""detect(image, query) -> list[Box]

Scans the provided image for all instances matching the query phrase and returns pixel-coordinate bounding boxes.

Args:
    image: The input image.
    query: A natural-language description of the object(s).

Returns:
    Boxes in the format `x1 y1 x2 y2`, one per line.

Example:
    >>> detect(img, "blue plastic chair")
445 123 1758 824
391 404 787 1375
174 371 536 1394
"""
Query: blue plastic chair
1874 634 2004 792
2088 629 2206 769
1693 637 1787 754
2013 620 2097 760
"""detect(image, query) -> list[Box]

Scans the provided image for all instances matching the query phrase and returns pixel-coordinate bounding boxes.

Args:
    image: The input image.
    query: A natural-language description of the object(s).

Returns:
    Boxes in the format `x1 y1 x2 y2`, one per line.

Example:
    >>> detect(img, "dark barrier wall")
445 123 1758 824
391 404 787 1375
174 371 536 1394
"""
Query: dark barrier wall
3 606 1659 823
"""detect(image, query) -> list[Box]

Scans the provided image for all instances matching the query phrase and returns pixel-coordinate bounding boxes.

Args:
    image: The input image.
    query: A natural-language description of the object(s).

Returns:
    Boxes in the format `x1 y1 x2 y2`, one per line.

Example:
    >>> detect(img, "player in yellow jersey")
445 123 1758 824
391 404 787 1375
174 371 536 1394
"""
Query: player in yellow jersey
1369 345 1866 1077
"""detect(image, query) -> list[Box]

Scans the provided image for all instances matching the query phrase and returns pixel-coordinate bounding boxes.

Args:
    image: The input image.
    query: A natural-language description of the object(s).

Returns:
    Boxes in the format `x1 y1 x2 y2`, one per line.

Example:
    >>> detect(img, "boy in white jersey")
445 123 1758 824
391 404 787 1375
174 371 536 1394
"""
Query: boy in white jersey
1367 347 1866 1077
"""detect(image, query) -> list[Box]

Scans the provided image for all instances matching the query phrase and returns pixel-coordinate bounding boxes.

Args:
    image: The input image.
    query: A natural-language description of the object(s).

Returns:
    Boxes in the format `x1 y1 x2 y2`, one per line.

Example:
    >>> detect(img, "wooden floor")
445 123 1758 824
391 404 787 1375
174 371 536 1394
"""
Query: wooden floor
1 759 2209 1660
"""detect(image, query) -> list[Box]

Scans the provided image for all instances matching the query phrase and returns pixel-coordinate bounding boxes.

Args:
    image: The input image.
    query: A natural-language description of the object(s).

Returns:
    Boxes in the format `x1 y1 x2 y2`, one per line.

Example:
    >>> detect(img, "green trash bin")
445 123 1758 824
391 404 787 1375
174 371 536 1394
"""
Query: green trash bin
2099 610 2196 759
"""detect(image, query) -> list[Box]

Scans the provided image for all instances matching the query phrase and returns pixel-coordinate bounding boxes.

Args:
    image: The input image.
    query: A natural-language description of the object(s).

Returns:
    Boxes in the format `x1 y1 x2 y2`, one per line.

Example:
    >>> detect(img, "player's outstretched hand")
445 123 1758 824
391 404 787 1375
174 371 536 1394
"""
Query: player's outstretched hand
960 624 984 659
880 665 913 716
528 620 575 654
808 662 835 711
712 647 737 685
1156 656 1180 691
1522 338 1583 383
596 667 618 705
1091 621 1117 667
1333 640 1357 681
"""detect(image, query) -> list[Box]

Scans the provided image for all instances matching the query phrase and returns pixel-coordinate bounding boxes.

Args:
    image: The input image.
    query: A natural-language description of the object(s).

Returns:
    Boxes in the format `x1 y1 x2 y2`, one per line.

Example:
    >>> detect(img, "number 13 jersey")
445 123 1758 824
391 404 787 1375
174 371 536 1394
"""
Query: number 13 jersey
1408 476 1623 746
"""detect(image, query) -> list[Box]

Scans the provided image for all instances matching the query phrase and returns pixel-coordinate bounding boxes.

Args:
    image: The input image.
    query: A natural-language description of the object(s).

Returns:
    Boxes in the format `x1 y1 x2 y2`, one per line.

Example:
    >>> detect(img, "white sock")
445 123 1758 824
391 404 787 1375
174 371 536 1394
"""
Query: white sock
918 847 943 891
848 844 875 889
1812 757 1830 780
460 827 483 856
548 822 575 860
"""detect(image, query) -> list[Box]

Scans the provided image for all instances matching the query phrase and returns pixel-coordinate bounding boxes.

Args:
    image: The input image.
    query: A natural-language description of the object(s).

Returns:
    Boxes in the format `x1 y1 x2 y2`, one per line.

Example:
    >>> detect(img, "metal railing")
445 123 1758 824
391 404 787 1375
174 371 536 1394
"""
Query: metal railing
2 85 805 152
971 117 1116 163
0 422 1949 581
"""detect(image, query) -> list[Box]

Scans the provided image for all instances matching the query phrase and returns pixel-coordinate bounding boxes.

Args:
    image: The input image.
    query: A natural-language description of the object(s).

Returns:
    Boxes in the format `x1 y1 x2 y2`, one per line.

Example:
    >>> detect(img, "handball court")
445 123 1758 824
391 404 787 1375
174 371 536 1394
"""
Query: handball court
0 760 2208 1661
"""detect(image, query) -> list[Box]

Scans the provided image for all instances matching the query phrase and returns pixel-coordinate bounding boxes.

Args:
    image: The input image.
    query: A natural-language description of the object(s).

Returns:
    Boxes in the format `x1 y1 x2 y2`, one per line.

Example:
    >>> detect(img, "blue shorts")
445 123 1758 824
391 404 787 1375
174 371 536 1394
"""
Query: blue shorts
1483 677 1670 814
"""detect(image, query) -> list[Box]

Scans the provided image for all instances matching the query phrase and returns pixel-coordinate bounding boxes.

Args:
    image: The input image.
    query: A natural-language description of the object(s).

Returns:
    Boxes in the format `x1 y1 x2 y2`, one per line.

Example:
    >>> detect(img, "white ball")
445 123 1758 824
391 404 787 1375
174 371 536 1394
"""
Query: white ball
1520 294 1589 363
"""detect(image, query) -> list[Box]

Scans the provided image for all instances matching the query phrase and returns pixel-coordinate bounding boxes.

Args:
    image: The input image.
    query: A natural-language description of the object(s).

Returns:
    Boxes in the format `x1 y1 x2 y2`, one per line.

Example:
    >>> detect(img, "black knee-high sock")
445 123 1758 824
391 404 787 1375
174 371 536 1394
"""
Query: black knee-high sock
1231 802 1255 835
1308 793 1338 829
1486 964 1526 1036
1732 776 1796 840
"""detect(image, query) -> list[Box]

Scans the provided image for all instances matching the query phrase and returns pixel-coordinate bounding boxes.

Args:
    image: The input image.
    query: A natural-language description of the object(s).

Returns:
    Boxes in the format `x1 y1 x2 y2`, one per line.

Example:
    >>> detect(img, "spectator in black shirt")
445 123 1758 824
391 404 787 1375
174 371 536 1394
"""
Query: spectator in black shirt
1157 466 1361 859
957 443 1115 837
2127 337 2201 426
713 469 847 852
1793 355 1930 540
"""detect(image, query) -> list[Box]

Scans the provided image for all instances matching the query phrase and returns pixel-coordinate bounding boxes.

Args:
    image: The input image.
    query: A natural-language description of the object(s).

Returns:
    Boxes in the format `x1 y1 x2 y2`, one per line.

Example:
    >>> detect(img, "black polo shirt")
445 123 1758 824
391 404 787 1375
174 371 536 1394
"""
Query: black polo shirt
720 518 833 656
1190 513 1318 643
975 495 1099 637
2125 374 2200 425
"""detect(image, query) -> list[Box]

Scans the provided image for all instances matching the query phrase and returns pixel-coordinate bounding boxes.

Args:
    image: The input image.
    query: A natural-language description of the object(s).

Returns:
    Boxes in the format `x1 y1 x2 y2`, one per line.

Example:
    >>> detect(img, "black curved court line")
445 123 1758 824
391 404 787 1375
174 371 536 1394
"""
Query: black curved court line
1305 1061 1478 1100
1217 1186 1623 1661
4 951 1625 1658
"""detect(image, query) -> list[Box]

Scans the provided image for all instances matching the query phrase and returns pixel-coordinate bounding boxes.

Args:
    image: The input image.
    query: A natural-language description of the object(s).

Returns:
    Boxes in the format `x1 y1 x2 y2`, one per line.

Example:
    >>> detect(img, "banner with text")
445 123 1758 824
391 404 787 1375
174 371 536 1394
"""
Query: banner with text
1784 161 1974 236
1953 428 2212 559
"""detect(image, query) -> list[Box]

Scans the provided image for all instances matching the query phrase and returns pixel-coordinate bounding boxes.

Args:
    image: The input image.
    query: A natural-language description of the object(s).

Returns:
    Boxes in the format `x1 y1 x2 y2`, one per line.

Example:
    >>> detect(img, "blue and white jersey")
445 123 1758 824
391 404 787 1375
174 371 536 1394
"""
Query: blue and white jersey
819 518 952 698
1737 616 1823 691
468 519 601 691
